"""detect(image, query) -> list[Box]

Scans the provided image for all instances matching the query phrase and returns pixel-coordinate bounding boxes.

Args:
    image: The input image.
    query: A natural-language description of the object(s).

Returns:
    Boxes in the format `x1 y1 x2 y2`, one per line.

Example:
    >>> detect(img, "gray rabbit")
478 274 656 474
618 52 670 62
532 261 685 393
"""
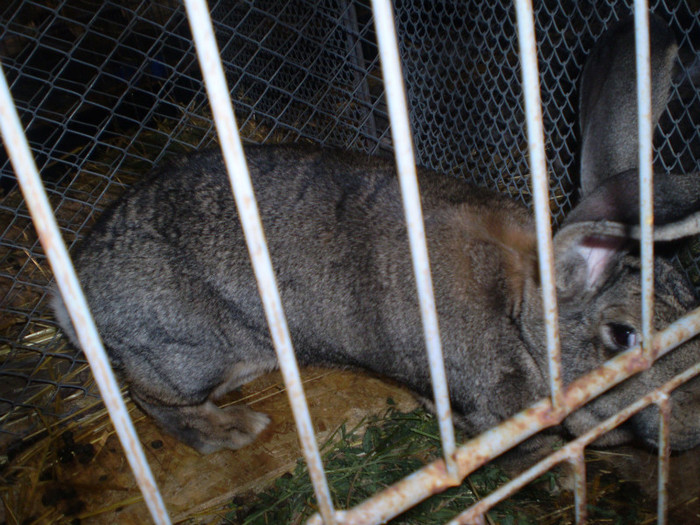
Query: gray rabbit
53 14 700 455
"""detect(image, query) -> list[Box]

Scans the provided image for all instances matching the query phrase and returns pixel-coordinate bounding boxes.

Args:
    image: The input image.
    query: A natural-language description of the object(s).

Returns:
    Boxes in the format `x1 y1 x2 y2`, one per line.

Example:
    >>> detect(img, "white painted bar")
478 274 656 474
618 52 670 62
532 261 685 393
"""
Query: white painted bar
370 0 458 479
0 63 171 525
633 2 656 357
181 1 337 523
514 0 563 408
571 449 587 524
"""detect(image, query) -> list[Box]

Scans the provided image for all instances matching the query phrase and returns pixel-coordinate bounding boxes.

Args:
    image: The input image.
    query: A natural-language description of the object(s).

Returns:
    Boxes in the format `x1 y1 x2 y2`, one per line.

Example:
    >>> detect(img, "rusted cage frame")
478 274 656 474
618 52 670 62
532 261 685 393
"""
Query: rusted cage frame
0 0 699 524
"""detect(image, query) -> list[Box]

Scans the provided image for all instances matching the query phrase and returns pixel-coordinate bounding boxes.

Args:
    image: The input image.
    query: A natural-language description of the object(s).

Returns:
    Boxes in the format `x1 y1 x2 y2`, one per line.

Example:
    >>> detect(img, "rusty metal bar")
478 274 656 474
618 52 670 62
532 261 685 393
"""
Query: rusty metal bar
657 394 671 525
0 62 172 525
448 361 700 524
370 0 458 480
571 447 587 525
634 2 656 359
181 1 337 524
514 0 563 410
307 306 700 525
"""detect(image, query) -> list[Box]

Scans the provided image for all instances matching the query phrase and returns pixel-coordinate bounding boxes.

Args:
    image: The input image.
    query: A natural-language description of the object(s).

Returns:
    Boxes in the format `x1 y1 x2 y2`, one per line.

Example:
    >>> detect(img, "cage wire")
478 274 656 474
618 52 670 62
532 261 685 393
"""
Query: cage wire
0 0 700 515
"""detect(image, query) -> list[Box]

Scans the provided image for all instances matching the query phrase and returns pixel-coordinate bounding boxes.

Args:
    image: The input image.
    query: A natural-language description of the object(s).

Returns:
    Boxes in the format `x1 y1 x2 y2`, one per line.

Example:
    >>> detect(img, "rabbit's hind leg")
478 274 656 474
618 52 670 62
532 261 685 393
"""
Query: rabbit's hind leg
210 358 279 400
129 359 278 454
132 389 270 454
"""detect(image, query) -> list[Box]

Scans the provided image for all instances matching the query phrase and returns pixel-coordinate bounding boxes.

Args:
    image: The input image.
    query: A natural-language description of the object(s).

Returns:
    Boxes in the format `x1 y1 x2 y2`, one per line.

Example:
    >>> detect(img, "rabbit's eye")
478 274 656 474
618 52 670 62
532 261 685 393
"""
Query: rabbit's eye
602 322 639 352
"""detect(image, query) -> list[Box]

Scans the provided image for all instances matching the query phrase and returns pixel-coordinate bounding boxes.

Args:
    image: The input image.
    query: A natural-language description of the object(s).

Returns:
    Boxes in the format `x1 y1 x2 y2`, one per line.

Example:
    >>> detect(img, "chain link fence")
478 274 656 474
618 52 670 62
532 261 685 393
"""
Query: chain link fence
1 0 699 517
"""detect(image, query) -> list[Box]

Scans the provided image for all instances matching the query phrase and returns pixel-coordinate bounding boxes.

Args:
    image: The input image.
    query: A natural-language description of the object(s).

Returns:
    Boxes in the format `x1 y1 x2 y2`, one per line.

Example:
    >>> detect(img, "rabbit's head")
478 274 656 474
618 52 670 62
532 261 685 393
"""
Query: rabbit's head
524 15 700 449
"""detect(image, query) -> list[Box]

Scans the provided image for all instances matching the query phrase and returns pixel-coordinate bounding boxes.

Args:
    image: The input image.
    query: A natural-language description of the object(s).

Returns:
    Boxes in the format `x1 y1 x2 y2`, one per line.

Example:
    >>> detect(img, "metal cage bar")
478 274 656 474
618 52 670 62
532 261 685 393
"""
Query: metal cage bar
0 63 171 525
634 0 657 360
514 0 563 411
657 394 671 525
182 0 338 523
447 361 700 524
370 0 458 480
571 448 587 524
307 306 700 524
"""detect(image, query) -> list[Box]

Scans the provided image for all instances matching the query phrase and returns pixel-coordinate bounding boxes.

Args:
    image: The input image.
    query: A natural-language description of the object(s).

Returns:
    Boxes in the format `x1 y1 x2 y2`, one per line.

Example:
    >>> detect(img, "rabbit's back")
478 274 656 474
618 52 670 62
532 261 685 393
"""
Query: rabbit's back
69 144 537 406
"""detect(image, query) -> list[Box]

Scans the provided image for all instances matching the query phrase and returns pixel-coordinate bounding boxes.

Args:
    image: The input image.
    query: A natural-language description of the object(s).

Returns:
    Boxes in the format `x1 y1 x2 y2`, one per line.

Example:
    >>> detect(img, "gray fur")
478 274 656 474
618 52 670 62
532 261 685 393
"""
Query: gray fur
579 14 677 196
53 15 700 454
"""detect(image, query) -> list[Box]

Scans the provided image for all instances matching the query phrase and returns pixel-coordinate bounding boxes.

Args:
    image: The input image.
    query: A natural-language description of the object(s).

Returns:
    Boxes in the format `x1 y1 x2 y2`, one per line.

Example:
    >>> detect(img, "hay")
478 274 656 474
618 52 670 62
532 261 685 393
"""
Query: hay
225 406 692 525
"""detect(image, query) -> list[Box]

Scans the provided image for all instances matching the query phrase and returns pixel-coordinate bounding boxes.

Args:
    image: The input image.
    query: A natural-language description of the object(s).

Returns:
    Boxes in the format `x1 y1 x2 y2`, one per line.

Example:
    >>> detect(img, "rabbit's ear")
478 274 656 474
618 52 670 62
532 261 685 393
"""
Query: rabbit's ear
565 169 700 231
554 170 700 296
579 14 677 197
554 223 626 298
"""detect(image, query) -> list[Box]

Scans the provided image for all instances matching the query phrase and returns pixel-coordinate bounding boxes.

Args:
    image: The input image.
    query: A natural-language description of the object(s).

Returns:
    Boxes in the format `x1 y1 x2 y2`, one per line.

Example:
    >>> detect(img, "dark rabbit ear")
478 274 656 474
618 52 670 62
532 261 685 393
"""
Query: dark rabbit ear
554 170 700 296
564 169 700 234
555 15 699 297
579 14 677 196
